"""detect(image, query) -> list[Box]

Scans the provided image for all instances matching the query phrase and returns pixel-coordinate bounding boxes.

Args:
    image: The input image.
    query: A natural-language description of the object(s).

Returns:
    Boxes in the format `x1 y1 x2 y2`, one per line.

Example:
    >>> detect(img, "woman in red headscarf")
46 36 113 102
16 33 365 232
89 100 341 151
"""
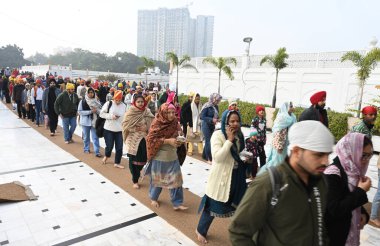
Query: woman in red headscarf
145 103 188 210
122 95 155 189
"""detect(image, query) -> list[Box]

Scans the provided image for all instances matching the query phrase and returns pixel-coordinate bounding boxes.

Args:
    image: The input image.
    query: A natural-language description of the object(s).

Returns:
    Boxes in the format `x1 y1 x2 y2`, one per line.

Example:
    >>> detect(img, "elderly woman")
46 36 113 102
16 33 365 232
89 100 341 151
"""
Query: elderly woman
146 103 188 210
200 93 222 163
186 93 203 156
258 101 296 175
100 90 127 168
196 109 247 244
325 133 373 246
78 88 102 157
122 95 154 189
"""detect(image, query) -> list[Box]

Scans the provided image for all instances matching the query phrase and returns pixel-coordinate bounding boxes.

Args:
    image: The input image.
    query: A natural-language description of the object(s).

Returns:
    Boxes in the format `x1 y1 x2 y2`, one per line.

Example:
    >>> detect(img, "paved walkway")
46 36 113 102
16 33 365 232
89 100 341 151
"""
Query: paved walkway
1 101 380 245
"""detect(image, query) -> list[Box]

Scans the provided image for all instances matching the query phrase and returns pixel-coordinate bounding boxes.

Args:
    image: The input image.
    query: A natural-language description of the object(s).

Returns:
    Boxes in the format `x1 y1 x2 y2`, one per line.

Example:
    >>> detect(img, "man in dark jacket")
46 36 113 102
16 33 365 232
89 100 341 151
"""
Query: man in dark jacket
54 83 79 143
299 91 329 127
229 121 334 246
12 78 26 118
98 82 108 105
180 92 194 136
43 78 61 136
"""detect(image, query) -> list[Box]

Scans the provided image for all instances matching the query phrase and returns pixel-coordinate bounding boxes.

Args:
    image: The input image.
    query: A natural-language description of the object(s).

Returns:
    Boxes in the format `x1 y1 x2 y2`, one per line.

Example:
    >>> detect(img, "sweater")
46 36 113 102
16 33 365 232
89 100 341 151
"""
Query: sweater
100 101 126 132
205 130 240 203
229 160 328 246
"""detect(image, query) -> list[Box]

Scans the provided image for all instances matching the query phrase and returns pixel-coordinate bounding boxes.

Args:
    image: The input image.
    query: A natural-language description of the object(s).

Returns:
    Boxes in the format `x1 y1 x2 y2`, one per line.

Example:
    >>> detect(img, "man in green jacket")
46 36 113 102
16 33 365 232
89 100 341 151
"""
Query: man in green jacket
229 121 335 246
54 83 79 144
351 105 377 139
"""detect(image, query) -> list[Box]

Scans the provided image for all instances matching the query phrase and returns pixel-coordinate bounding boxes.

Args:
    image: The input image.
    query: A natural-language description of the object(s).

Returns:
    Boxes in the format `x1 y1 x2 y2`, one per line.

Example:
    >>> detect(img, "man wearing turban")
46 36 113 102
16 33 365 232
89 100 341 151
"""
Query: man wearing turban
54 83 79 143
299 91 329 127
351 106 377 139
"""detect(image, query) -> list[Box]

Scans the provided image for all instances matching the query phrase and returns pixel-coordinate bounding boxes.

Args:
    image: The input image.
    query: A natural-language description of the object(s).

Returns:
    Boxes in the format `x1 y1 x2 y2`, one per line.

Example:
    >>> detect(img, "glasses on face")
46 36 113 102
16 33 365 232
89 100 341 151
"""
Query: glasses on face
361 152 373 161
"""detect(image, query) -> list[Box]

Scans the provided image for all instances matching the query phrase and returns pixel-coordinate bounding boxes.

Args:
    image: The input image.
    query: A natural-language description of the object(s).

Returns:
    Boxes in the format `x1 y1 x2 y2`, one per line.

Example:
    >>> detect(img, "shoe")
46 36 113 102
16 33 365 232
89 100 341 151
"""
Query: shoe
65 141 69 144
95 153 102 158
50 133 55 136
84 151 90 154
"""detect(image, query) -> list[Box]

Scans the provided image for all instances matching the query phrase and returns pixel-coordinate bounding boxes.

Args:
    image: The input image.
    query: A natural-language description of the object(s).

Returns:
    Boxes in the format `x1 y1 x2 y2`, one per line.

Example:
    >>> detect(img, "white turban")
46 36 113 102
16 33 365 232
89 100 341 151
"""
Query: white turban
288 121 334 153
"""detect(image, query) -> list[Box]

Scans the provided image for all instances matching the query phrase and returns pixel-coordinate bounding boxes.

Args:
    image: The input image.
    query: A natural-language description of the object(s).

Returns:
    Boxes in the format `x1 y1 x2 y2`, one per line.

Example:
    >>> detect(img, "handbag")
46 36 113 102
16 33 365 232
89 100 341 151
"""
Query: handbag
177 144 187 166
95 101 112 138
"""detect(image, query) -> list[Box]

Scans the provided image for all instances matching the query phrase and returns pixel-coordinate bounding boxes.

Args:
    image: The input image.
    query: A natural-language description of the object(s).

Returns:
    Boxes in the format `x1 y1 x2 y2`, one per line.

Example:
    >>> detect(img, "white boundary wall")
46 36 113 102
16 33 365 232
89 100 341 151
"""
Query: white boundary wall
170 51 380 113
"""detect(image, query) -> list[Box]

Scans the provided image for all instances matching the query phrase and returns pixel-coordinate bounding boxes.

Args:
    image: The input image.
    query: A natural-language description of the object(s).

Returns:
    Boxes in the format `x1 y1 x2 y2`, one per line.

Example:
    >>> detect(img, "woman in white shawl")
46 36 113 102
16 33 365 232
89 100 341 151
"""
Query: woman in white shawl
78 88 103 157
258 101 296 175
186 93 203 155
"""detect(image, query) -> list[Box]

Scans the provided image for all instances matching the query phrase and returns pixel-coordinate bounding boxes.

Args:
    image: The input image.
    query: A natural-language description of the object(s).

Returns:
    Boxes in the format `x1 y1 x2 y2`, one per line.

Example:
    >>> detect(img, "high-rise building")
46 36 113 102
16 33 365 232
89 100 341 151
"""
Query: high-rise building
137 8 214 61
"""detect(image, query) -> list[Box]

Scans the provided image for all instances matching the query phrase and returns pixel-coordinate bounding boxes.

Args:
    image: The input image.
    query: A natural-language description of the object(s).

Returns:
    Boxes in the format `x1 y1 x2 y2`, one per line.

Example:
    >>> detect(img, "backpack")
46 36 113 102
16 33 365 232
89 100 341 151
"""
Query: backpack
95 101 112 138
267 166 285 208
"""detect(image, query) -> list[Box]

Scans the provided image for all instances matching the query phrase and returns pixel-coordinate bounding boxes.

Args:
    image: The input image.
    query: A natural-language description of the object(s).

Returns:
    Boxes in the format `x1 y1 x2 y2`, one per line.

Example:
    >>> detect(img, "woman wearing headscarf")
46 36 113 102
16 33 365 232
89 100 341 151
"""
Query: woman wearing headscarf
146 103 188 210
200 93 222 163
258 101 296 175
78 87 103 157
122 95 155 189
166 92 181 121
196 109 247 244
325 133 372 246
100 90 127 168
186 93 203 156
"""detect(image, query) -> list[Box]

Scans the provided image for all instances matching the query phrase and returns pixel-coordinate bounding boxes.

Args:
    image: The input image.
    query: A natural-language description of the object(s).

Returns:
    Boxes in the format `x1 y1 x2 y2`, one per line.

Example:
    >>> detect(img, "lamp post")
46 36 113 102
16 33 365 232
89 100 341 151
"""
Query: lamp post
242 37 253 86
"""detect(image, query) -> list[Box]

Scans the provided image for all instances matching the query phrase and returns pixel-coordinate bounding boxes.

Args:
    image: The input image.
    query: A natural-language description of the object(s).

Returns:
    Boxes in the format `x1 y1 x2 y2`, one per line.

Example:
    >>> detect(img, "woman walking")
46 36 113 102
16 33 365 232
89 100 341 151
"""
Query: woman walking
196 109 247 244
325 133 372 246
78 88 102 157
186 93 203 156
100 90 127 168
200 93 222 163
122 95 154 189
258 101 296 175
146 103 188 210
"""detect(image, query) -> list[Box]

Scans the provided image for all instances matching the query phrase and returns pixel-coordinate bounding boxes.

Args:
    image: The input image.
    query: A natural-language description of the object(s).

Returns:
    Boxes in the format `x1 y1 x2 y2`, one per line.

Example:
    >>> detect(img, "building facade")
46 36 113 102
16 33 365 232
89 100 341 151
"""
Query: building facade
137 8 214 61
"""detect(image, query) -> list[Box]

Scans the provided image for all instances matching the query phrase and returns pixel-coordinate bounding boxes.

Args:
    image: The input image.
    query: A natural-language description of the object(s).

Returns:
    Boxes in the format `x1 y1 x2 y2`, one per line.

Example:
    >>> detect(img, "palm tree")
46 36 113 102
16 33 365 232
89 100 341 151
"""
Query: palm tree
260 47 289 108
137 56 155 85
165 52 198 95
202 57 237 95
341 48 380 117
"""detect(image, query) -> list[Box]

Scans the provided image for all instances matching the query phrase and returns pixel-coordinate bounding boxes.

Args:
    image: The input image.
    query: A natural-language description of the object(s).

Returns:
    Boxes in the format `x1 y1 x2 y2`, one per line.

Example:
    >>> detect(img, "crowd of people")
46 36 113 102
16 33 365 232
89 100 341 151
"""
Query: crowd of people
1 66 380 245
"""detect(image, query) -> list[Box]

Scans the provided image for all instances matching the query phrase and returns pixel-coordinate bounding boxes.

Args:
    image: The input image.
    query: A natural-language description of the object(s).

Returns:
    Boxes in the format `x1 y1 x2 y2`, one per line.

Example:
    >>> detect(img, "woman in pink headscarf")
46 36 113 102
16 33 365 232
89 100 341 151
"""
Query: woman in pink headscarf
166 92 181 121
324 132 373 246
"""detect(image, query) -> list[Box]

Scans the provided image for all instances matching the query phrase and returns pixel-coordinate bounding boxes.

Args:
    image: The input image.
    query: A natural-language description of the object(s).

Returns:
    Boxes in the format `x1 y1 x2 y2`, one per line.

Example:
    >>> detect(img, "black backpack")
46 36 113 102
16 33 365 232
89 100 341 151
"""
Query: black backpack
95 101 112 138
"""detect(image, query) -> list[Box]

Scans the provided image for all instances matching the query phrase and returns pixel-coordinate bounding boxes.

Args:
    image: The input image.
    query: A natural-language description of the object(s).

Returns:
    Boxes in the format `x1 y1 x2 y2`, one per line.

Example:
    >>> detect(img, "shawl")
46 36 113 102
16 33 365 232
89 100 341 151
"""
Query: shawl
324 132 367 246
85 88 102 125
272 102 297 133
122 104 154 140
201 93 222 119
191 95 202 133
146 103 179 160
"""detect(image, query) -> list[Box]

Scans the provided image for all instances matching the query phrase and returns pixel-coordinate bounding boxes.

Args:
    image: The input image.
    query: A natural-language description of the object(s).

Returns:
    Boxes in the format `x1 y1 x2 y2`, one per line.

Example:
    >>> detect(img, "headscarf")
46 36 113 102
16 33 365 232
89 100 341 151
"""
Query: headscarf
324 132 368 246
132 94 147 111
166 91 176 104
190 93 202 133
272 102 297 133
201 93 222 118
85 88 102 111
122 95 154 141
146 103 179 160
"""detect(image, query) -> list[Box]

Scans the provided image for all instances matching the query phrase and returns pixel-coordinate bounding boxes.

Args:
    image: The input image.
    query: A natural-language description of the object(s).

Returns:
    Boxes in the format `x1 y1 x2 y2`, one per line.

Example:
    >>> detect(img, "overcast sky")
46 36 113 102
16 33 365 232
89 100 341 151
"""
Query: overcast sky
0 0 379 58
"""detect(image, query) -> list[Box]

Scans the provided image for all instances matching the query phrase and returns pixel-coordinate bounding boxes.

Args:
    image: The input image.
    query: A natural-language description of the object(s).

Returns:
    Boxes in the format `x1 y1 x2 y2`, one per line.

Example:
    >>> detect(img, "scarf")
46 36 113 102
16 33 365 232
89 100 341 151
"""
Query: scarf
324 132 367 246
272 102 297 133
220 109 247 206
146 103 179 160
191 96 202 133
201 93 222 119
122 105 154 141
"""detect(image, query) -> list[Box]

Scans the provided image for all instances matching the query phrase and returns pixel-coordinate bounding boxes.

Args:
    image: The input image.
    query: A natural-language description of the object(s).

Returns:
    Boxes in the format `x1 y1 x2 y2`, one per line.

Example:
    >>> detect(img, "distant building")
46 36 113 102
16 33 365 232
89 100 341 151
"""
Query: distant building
137 8 214 61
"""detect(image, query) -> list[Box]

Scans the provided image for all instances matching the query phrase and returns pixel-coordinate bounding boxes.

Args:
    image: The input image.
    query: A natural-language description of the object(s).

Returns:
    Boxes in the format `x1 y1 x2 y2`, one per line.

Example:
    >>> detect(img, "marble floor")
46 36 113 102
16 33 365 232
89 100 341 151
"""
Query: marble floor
2 101 380 245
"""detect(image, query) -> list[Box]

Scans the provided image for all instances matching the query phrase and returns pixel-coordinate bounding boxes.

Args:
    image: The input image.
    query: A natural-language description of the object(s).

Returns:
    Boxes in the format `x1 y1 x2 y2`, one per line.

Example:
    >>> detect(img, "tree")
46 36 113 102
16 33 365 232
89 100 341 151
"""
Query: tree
0 44 30 68
260 47 289 108
137 56 155 84
202 57 237 95
341 48 380 117
165 52 198 95
97 74 120 82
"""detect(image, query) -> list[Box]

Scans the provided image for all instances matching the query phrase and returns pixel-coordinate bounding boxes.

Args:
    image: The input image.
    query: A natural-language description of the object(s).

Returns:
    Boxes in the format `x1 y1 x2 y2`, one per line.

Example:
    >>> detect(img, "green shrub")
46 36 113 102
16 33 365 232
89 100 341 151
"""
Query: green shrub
178 94 351 141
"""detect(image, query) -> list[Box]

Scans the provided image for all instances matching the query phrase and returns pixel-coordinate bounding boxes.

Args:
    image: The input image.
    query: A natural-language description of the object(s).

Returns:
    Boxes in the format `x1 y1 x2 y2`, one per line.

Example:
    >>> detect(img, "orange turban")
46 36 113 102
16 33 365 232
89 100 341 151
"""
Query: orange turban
310 91 326 105
113 90 123 100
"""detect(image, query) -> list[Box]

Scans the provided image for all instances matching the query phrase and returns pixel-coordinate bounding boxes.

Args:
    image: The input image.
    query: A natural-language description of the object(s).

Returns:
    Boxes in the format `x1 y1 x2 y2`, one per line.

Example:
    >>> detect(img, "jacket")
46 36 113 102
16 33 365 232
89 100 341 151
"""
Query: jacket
325 157 369 246
229 160 328 246
78 100 100 127
12 84 25 102
205 130 240 202
54 91 79 118
299 105 329 127
42 87 61 113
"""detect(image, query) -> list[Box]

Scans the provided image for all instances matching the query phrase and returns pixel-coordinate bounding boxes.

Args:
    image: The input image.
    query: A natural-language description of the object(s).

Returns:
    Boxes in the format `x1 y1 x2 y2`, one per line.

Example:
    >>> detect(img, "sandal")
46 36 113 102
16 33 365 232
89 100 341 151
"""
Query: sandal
114 164 125 169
